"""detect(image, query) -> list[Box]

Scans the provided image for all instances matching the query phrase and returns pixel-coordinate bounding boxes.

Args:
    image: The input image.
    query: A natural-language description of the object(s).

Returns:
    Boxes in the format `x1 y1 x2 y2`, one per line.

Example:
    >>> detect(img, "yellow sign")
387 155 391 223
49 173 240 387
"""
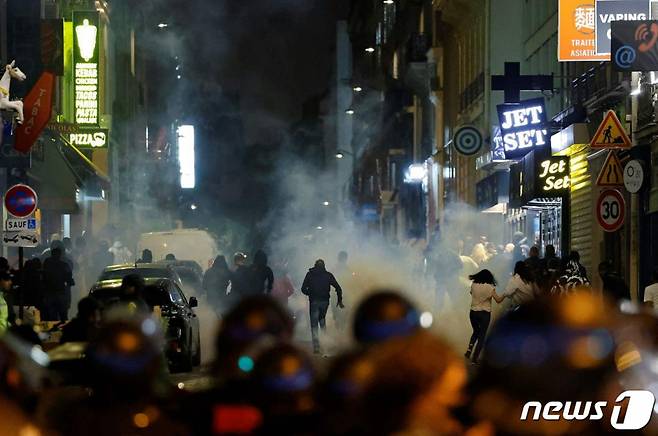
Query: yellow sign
596 151 624 187
590 110 631 149
558 0 608 61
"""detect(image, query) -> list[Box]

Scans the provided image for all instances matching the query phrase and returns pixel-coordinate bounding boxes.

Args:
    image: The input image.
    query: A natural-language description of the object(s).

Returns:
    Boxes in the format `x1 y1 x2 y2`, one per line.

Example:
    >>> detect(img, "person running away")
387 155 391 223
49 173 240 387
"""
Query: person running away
465 269 503 364
302 259 344 354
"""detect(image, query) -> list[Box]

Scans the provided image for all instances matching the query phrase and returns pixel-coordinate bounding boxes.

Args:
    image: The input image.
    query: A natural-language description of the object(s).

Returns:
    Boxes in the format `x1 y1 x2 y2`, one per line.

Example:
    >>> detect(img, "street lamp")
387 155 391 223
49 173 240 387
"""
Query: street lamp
345 108 355 115
190 203 197 210
323 201 330 206
383 0 394 4
365 47 375 53
335 149 353 159
157 23 168 28
353 86 363 92
316 226 323 230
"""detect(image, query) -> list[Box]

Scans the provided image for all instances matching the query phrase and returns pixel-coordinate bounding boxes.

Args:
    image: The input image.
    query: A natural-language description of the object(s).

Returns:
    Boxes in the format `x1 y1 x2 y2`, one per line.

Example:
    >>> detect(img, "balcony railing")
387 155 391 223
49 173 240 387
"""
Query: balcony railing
460 72 484 112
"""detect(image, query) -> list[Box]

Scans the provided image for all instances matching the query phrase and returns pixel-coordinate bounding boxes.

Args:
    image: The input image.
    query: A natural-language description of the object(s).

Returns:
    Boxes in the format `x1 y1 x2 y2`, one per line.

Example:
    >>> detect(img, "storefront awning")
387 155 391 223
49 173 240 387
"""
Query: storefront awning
42 129 110 198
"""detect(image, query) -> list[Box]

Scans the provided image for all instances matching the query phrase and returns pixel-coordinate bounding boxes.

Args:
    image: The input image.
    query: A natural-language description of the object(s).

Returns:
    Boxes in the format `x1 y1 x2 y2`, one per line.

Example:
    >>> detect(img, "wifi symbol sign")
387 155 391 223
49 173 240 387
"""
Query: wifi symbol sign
634 23 658 53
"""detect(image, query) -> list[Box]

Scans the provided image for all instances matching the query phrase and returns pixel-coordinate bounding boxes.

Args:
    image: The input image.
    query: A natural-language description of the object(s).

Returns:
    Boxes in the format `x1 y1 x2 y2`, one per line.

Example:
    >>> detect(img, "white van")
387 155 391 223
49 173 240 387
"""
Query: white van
138 229 219 272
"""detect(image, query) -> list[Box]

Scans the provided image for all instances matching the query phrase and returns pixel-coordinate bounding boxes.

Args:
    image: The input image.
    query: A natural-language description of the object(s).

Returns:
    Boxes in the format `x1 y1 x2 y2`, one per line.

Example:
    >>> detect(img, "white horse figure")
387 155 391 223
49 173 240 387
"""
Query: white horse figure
0 60 27 124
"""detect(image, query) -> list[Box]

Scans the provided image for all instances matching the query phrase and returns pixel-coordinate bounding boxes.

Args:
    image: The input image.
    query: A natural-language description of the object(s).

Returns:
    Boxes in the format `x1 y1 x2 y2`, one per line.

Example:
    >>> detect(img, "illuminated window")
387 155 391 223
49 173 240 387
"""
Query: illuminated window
178 125 195 189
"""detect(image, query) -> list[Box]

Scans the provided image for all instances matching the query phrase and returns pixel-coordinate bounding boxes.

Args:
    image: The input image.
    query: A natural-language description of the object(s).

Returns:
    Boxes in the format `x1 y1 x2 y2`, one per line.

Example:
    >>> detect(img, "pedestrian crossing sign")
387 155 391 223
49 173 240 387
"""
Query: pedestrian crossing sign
596 151 624 187
590 110 631 149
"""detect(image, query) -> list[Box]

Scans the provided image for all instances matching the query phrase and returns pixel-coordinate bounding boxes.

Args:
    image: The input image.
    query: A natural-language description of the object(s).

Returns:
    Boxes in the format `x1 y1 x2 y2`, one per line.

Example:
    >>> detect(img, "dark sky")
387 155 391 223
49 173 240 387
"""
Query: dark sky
169 0 340 144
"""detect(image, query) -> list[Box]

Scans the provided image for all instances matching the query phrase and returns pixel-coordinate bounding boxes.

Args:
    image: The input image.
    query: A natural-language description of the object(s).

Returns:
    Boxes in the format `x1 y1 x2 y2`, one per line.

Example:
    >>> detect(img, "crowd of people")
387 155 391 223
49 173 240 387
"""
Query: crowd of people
0 284 657 435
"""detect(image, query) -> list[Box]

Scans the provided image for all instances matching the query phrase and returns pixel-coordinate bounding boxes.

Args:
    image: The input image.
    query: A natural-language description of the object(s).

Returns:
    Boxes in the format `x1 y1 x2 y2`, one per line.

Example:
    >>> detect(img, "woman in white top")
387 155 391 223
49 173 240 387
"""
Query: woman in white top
500 261 537 309
465 269 503 363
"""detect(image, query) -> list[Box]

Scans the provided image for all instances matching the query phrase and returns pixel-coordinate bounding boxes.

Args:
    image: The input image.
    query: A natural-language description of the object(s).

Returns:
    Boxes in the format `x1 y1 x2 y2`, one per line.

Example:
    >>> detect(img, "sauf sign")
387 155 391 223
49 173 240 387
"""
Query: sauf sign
497 98 549 160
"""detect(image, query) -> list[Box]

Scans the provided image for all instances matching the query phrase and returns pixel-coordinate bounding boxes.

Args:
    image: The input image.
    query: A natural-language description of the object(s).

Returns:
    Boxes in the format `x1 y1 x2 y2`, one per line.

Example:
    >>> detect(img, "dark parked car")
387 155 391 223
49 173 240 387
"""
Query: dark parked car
89 278 201 372
96 263 184 288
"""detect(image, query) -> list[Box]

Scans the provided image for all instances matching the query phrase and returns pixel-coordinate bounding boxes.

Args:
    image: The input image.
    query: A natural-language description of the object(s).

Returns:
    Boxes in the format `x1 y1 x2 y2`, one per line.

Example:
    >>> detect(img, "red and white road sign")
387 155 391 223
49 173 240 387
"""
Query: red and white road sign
596 189 625 232
4 184 38 218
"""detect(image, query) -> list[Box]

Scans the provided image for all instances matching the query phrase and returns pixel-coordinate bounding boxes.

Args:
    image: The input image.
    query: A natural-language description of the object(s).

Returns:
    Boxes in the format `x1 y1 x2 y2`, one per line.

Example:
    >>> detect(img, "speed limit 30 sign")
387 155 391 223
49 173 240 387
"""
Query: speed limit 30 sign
596 189 625 232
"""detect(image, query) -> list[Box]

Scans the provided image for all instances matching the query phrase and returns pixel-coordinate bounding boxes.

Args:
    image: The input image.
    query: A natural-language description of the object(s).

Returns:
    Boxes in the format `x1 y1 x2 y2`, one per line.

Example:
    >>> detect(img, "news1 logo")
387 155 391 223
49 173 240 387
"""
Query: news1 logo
520 390 655 430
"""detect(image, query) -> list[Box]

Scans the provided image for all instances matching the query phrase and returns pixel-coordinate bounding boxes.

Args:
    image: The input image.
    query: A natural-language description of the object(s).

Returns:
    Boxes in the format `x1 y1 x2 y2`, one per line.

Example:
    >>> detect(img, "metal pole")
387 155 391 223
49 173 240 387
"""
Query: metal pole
17 245 23 320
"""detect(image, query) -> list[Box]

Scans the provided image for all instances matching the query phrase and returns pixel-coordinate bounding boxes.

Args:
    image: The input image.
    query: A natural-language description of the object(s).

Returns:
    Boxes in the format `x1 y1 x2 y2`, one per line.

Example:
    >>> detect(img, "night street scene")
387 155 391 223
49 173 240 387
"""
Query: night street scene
4 0 658 435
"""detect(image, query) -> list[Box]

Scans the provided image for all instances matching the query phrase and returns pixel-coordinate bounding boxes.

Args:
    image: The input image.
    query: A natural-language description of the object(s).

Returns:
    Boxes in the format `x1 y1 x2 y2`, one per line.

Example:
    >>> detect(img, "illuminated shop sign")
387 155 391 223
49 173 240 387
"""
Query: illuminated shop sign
73 11 100 126
69 129 107 148
537 156 570 195
497 98 549 160
509 152 570 208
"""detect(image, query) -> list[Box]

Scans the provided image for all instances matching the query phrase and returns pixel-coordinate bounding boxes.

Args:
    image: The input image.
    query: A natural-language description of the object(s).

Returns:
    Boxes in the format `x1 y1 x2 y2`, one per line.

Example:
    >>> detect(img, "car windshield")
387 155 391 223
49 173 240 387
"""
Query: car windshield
176 268 201 288
98 268 171 282
91 284 172 307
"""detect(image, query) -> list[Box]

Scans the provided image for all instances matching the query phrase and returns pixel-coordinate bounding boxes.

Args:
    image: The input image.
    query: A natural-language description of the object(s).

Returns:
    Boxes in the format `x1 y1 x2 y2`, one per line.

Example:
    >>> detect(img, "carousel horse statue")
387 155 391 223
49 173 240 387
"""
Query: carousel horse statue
0 60 26 124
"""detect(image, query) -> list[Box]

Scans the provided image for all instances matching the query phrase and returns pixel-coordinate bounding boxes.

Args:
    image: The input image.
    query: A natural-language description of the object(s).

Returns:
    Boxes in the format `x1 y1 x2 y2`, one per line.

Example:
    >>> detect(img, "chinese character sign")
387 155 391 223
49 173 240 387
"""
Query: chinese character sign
73 11 100 126
559 0 608 61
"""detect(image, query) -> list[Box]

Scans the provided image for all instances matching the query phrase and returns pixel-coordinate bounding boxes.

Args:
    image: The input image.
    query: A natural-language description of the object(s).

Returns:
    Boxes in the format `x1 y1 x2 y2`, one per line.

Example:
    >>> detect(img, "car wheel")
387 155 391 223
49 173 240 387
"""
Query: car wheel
192 332 201 366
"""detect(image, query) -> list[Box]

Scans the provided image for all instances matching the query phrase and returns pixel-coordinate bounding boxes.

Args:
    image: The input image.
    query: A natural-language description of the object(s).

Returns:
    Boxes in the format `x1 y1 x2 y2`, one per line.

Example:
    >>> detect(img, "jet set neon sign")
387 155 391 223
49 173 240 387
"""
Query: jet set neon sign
497 97 548 160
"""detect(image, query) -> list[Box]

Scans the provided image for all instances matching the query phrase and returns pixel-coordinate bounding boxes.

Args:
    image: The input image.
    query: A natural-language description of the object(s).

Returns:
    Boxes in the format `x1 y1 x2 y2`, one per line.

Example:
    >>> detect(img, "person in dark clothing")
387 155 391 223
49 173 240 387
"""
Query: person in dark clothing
229 252 250 301
21 258 43 310
203 255 232 314
61 297 101 343
539 244 560 292
118 274 150 314
91 241 114 284
246 250 274 295
524 246 542 283
136 249 153 264
165 253 176 261
301 259 344 354
42 248 74 321
0 257 9 273
598 260 631 302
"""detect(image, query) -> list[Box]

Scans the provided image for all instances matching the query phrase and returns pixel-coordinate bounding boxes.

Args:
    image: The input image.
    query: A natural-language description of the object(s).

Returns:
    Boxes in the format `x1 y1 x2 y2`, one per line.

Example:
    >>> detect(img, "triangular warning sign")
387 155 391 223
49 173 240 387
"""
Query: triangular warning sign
590 110 631 149
596 151 624 187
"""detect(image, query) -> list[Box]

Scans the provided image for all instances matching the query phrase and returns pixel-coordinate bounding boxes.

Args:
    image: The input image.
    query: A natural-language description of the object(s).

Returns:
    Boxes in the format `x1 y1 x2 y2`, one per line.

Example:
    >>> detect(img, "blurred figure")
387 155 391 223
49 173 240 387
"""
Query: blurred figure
643 267 658 308
203 255 232 313
0 333 51 435
301 259 344 354
465 270 503 364
599 260 631 303
60 297 101 343
118 274 149 314
20 258 43 318
183 296 294 435
91 240 113 282
271 260 295 307
352 291 421 346
360 331 467 435
58 317 187 435
247 249 274 295
539 244 560 293
0 256 10 273
0 272 12 334
499 261 537 310
137 249 153 264
42 247 74 321
551 253 592 296
511 232 526 264
317 349 373 436
109 241 133 264
165 253 176 261
524 246 541 281
249 342 317 435
229 252 250 301
470 294 621 435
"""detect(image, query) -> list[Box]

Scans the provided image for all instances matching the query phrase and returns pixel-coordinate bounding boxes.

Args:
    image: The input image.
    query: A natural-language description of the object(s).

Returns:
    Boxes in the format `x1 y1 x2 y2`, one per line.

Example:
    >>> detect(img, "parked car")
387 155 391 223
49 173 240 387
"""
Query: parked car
166 263 204 297
96 263 184 288
89 278 201 372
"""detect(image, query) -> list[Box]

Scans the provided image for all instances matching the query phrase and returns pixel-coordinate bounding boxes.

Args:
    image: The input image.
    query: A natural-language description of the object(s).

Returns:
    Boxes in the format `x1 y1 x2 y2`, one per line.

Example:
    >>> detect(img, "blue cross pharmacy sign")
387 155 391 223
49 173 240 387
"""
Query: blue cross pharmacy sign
497 97 549 160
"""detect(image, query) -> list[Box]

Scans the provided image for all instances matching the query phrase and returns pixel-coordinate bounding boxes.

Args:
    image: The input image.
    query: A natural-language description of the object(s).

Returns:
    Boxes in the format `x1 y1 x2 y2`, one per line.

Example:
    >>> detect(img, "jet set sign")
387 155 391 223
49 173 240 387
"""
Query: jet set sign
497 98 549 160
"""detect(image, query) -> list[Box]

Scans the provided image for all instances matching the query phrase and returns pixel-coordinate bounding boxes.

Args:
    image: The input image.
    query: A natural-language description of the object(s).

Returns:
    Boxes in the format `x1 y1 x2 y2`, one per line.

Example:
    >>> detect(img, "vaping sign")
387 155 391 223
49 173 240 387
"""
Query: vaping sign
595 0 649 56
